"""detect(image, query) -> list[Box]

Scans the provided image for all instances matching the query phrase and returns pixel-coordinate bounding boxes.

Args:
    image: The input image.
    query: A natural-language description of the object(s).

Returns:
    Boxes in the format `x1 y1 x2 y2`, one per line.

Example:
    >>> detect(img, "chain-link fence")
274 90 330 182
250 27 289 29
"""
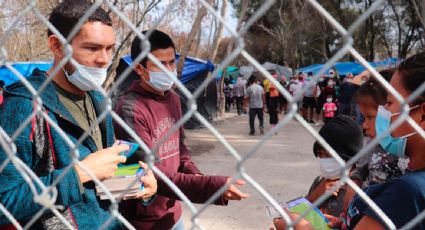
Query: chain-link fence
0 0 425 229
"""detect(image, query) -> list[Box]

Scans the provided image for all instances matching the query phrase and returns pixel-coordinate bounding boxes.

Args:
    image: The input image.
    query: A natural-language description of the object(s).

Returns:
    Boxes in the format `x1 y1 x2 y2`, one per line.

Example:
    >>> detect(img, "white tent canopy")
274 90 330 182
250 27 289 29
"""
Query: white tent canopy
262 62 293 79
238 62 293 81
239 66 255 79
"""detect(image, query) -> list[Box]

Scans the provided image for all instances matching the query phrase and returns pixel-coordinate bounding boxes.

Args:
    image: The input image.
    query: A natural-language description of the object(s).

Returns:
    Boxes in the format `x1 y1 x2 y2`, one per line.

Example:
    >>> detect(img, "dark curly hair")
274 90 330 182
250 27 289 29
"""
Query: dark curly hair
356 69 395 107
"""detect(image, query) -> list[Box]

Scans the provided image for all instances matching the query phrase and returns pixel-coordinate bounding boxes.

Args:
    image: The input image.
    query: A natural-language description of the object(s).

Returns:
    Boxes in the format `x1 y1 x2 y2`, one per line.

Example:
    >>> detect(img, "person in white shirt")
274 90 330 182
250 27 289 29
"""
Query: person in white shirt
289 76 304 112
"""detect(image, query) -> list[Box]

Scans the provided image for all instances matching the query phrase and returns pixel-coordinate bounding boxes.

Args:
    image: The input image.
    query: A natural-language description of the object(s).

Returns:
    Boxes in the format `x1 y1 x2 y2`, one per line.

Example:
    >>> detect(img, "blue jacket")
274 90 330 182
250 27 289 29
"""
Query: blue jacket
0 69 121 229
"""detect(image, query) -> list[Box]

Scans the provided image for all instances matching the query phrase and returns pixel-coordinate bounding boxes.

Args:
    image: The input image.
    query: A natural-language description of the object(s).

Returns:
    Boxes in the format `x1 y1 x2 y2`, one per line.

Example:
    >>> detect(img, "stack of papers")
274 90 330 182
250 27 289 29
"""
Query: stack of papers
96 164 145 200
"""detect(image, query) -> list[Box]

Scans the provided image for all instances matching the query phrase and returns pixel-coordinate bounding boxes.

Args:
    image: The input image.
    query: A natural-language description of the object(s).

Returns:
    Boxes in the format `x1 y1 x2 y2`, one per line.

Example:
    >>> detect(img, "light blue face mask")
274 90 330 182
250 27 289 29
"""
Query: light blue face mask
375 105 419 157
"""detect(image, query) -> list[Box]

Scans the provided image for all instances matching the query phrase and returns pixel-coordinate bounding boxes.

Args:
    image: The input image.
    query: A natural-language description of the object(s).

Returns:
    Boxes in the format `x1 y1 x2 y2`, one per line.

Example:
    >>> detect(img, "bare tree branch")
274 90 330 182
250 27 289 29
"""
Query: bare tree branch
209 0 227 61
176 0 213 77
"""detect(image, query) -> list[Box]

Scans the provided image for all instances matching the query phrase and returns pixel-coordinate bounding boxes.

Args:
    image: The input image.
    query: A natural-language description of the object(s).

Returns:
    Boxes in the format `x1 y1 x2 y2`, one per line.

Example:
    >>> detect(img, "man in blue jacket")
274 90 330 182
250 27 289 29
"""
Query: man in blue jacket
0 0 156 229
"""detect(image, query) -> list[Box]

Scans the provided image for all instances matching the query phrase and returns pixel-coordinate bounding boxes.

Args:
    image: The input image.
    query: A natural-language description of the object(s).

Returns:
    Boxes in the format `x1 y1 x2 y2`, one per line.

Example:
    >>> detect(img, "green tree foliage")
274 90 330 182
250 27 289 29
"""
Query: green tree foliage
231 0 425 68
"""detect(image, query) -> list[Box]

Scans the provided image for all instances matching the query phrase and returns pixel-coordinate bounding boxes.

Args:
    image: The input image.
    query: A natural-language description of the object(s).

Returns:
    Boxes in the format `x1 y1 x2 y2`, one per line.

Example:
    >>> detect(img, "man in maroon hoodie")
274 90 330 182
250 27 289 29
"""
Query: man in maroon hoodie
114 30 249 230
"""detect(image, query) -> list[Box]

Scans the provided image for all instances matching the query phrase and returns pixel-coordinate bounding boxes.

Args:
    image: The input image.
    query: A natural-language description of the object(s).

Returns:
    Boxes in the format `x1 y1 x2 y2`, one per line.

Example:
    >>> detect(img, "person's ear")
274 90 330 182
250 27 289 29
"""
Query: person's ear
47 35 64 59
134 64 149 81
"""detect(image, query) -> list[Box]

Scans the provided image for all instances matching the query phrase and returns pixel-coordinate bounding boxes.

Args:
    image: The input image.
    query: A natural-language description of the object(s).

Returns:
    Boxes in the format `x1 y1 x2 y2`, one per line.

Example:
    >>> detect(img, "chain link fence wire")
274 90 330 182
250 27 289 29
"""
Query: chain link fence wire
0 0 424 229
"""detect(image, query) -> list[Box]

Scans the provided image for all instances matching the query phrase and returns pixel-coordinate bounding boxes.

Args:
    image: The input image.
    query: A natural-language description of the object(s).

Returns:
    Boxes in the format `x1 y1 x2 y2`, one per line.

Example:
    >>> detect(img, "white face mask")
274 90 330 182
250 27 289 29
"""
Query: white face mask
143 66 177 92
318 158 341 180
326 98 332 103
63 63 108 91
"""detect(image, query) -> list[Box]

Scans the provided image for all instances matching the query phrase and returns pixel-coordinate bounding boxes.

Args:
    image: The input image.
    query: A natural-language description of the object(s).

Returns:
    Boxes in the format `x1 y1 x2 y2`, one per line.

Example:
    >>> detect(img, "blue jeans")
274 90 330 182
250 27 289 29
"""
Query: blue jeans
171 218 184 230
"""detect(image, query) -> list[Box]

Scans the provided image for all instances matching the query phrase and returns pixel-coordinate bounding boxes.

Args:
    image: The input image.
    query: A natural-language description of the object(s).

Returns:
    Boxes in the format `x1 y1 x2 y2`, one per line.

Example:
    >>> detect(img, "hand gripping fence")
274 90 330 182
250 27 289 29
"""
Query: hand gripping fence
0 0 425 229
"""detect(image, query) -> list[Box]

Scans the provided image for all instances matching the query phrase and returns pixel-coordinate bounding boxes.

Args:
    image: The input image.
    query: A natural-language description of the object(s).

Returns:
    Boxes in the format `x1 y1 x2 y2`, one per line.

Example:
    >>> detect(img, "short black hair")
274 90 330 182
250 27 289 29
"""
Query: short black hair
131 30 176 67
47 0 112 39
248 76 257 85
313 115 363 161
308 72 313 76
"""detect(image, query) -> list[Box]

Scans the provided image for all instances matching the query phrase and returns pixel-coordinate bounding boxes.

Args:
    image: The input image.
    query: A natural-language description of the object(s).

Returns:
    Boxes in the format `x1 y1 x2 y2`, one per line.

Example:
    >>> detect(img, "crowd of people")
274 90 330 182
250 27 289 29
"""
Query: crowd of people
223 67 364 135
0 0 424 230
224 61 382 136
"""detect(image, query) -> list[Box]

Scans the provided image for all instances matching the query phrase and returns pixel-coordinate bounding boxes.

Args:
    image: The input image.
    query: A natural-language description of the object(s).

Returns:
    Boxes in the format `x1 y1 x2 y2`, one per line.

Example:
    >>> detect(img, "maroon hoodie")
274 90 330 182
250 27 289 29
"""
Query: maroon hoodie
114 81 228 230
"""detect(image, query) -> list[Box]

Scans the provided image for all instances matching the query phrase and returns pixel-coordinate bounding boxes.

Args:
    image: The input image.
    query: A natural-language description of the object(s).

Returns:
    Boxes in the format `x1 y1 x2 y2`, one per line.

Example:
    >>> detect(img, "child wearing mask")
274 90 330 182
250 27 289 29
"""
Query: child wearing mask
273 115 363 230
271 115 363 230
306 115 363 217
351 76 408 188
322 95 337 123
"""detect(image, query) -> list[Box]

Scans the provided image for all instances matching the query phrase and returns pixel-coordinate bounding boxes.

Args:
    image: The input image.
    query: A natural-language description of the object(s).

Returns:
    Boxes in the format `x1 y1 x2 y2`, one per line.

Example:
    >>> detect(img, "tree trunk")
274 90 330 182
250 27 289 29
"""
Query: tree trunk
321 18 330 61
365 0 375 61
206 9 216 56
209 0 227 62
380 33 393 57
389 0 403 58
218 0 249 117
194 27 202 57
176 0 213 77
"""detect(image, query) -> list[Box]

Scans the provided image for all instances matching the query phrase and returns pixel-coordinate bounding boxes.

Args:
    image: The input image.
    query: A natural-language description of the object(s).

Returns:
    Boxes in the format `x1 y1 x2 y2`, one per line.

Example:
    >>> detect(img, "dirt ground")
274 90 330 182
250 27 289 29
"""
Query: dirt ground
181 111 322 230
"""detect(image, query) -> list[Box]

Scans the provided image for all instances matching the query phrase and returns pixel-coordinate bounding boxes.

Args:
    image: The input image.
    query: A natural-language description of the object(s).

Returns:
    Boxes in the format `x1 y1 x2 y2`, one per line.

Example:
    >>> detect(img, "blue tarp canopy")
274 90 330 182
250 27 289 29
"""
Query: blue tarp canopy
0 54 215 86
213 66 239 84
216 66 238 78
0 62 53 85
297 58 399 76
121 54 215 84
